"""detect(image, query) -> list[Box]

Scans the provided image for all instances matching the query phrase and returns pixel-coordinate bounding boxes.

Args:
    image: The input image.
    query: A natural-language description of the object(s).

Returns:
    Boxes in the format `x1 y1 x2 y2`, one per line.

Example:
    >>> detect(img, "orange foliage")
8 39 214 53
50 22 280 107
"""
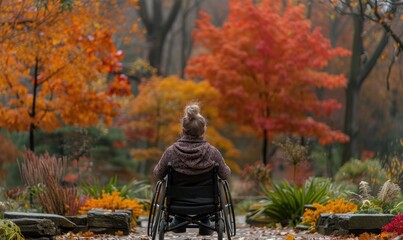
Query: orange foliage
0 0 135 133
122 76 240 165
79 191 144 224
187 0 350 144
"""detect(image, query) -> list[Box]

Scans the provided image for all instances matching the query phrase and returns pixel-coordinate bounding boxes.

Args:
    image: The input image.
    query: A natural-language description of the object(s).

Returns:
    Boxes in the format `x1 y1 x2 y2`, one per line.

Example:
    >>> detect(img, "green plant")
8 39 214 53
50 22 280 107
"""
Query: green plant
355 180 401 214
80 176 151 208
248 177 331 227
0 220 24 240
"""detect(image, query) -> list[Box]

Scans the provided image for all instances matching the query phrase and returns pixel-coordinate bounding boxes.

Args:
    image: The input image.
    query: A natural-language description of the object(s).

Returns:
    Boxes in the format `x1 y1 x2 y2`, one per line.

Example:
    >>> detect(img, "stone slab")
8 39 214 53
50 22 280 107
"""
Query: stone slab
317 213 395 236
4 211 76 230
87 209 131 229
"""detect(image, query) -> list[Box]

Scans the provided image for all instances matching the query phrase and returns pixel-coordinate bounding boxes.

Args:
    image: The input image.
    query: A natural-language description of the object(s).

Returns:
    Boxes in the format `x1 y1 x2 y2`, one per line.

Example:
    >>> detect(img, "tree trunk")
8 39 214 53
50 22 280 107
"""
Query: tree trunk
137 0 181 75
262 129 268 165
341 14 389 165
342 14 364 165
29 57 40 152
343 81 360 163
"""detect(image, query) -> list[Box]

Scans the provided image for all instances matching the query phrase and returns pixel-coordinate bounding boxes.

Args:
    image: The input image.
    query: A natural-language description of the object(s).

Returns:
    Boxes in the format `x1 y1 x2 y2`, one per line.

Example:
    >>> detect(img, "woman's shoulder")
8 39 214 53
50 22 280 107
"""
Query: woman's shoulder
206 143 222 155
164 144 175 153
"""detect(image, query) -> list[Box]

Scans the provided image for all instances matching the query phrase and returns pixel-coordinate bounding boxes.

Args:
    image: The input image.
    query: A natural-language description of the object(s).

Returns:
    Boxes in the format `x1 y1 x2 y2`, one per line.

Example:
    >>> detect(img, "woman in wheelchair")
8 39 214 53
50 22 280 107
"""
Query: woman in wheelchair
152 103 232 237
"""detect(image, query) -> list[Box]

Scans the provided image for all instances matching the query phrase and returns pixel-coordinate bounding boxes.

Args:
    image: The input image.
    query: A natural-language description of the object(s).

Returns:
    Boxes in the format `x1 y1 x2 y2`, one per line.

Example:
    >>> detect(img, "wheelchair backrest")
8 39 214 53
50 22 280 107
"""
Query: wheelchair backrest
166 164 219 211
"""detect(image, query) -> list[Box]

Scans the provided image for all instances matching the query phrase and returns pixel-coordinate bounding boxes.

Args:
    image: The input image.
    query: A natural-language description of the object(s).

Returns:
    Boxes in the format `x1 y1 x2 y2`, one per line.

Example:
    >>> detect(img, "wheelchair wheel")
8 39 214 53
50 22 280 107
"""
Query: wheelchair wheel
223 180 236 236
151 198 165 240
217 218 224 240
219 180 236 239
158 219 166 240
148 180 166 240
148 181 163 236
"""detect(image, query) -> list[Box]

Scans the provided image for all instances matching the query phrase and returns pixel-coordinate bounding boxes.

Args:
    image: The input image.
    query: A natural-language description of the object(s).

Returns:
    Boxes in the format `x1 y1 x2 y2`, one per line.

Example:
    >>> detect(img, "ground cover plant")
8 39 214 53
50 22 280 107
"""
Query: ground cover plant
0 219 24 240
0 201 24 240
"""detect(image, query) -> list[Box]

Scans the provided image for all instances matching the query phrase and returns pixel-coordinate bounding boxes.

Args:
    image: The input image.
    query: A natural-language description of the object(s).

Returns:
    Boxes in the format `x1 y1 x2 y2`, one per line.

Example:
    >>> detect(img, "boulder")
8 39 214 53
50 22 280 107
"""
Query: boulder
317 213 395 236
87 209 132 235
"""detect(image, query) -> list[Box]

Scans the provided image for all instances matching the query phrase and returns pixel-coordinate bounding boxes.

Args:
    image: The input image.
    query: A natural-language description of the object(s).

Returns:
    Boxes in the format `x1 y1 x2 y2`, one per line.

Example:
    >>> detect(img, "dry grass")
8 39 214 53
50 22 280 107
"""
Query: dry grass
37 176 80 216
18 150 83 215
18 150 66 186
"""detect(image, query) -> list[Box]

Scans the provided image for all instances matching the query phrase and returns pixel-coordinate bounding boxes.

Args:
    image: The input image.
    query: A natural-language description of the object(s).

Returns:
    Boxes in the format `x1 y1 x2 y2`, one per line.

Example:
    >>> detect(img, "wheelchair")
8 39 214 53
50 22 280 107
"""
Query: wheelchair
147 164 236 240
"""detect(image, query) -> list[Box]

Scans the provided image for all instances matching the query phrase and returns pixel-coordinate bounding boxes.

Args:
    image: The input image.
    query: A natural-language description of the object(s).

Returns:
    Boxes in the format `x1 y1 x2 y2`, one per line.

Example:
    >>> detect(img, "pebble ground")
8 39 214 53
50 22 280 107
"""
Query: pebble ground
56 222 358 240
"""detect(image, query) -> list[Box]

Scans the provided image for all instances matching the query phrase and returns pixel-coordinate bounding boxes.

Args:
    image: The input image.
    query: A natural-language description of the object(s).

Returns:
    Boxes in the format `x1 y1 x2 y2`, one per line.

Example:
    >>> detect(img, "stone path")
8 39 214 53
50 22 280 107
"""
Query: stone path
57 226 358 239
56 220 358 240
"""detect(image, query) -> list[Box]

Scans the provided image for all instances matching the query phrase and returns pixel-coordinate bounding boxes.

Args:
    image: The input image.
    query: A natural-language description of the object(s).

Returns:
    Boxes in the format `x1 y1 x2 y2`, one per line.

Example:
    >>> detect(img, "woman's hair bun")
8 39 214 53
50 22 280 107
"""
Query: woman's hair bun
184 104 200 120
182 102 206 137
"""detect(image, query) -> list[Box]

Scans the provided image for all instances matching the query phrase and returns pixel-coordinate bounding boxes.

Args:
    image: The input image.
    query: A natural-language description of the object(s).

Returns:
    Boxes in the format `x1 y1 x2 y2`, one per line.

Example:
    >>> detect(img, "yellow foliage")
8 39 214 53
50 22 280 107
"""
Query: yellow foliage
124 76 240 166
79 191 144 225
303 198 358 227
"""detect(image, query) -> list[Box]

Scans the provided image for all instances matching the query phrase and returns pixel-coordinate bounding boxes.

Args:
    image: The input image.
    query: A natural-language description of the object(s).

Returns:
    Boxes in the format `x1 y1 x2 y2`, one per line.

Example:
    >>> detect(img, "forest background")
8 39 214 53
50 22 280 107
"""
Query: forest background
0 0 402 197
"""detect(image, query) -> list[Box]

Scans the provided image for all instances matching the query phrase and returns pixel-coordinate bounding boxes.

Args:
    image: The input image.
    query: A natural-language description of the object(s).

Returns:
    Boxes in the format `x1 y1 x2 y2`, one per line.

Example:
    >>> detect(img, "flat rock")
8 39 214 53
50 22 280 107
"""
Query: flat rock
9 218 56 237
4 211 76 230
87 209 131 230
317 213 395 236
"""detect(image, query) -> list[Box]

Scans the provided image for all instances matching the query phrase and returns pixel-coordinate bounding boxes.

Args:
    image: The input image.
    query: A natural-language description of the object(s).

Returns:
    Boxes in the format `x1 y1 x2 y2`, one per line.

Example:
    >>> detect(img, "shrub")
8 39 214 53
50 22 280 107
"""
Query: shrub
242 161 272 189
79 191 144 224
382 214 403 235
248 177 331 226
334 159 387 193
302 198 358 227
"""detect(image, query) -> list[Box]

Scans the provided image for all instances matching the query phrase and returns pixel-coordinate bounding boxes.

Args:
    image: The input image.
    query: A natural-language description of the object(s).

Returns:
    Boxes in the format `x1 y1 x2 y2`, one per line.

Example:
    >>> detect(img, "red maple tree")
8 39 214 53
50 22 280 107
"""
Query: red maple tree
187 0 350 164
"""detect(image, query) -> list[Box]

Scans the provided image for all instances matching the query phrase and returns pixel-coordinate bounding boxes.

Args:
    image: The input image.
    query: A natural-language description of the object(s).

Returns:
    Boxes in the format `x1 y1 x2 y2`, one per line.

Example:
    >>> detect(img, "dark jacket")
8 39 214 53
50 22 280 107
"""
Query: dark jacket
153 135 231 180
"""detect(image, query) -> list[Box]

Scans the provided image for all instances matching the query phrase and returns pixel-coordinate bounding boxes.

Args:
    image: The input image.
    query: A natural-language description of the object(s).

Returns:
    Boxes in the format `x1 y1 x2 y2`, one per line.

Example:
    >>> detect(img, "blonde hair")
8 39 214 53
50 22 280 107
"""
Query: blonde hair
182 103 206 137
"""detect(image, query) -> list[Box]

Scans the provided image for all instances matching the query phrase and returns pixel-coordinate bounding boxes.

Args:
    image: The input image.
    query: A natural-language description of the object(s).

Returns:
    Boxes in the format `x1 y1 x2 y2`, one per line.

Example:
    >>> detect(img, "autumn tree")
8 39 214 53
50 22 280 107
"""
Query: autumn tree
329 0 403 164
187 0 349 164
121 75 240 175
0 0 133 151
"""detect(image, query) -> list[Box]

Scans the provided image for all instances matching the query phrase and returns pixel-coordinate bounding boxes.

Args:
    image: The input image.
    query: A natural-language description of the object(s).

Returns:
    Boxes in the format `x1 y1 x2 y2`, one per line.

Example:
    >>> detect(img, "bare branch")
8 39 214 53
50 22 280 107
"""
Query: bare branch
358 31 389 87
